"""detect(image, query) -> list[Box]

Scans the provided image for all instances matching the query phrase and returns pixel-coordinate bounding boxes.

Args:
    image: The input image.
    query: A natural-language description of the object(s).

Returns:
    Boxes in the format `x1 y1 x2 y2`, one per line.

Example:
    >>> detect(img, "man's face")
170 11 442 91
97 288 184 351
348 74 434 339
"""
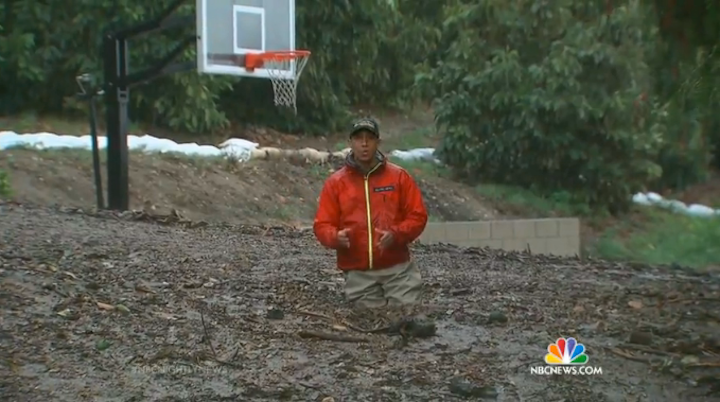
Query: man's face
350 130 380 164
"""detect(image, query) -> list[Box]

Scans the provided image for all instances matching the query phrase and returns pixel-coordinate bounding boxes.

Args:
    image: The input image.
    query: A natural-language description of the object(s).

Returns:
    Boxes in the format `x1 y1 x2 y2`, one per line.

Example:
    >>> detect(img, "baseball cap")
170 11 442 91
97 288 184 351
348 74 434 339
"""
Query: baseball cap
349 117 380 138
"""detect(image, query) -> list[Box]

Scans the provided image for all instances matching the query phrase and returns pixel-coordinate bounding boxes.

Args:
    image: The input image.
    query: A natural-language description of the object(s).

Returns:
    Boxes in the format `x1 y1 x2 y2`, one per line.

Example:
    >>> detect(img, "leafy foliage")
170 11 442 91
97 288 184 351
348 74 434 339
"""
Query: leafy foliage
420 0 666 213
672 0 720 170
0 0 417 134
636 0 720 191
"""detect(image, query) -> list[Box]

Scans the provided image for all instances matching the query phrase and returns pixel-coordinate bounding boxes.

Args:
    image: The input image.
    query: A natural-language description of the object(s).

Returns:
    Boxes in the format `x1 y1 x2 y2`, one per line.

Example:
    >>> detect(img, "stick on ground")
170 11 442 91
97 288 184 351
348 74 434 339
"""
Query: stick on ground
200 311 242 368
298 330 369 343
296 310 388 333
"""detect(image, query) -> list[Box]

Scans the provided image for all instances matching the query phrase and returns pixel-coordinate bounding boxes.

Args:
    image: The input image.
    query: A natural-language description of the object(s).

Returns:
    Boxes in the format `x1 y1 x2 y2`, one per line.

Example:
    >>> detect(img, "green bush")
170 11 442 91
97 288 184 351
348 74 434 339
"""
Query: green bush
646 40 714 191
651 97 712 191
648 0 720 179
419 0 664 213
677 1 720 171
674 47 720 173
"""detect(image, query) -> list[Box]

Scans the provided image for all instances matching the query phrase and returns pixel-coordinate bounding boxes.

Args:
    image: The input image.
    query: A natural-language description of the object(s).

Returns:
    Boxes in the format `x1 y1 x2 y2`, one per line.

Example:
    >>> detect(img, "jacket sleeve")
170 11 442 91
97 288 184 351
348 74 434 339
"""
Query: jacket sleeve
390 170 428 245
313 178 341 249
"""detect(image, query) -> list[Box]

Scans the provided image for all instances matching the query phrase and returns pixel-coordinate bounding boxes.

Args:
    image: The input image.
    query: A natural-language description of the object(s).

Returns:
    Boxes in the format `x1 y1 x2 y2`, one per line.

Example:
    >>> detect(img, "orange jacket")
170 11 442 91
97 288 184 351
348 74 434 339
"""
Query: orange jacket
313 152 428 271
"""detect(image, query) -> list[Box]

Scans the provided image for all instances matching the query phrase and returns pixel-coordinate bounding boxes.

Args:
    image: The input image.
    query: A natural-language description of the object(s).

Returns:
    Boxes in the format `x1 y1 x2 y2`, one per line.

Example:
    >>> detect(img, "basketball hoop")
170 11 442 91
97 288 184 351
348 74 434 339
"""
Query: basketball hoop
244 50 311 113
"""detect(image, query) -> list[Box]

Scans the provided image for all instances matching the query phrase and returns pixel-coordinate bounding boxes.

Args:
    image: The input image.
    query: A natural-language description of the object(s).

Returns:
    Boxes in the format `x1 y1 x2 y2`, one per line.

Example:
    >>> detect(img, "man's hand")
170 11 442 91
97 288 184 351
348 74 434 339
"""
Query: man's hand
337 228 350 248
376 229 394 250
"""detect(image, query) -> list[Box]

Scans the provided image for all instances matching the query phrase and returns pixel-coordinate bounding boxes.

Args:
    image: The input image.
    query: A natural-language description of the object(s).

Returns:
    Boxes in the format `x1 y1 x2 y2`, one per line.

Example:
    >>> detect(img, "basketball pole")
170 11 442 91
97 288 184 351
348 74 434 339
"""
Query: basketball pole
75 74 105 210
102 0 195 211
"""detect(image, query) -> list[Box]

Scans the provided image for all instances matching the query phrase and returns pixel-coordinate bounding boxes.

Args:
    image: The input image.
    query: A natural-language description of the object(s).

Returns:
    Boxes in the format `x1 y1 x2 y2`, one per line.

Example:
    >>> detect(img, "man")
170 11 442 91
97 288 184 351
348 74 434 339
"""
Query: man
313 117 428 309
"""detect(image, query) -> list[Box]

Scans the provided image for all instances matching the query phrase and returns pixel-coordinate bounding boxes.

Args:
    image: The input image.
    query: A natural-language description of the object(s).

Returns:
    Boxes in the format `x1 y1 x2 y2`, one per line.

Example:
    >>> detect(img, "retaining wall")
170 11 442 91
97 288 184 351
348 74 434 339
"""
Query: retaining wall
418 218 580 257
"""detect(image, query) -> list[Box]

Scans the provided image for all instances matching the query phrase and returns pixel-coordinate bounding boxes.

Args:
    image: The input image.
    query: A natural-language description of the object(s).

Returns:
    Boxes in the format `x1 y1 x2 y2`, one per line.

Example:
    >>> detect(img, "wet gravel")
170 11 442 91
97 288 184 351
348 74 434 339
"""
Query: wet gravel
1 203 719 401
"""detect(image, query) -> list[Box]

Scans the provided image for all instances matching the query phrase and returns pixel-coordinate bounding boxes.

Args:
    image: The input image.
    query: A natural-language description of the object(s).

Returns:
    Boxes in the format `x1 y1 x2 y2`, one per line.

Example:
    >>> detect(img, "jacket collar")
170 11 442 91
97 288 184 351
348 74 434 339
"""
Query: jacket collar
345 151 386 175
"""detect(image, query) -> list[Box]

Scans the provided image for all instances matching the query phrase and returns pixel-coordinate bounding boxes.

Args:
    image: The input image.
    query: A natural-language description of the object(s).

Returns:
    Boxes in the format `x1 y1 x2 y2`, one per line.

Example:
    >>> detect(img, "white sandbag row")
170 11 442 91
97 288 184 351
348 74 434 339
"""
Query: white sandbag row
389 148 440 163
2 131 718 218
632 192 719 218
248 147 440 164
0 132 428 164
248 146 440 164
0 132 260 161
247 145 350 163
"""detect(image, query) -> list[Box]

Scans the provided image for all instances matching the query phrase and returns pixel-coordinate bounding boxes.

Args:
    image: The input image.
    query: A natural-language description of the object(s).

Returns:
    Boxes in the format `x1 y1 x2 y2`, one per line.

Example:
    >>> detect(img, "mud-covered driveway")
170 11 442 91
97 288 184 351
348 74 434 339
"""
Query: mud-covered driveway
1 203 719 401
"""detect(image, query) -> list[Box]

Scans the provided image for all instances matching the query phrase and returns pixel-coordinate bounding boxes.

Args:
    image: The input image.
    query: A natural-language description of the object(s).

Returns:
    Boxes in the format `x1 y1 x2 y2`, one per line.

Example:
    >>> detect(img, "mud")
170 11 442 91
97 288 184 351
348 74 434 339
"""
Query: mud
0 149 496 224
1 203 719 401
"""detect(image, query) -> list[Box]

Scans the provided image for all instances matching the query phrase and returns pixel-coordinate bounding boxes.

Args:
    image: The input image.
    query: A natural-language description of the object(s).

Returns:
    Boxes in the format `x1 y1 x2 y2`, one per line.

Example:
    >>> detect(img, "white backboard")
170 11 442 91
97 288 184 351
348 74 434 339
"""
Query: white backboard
196 0 296 79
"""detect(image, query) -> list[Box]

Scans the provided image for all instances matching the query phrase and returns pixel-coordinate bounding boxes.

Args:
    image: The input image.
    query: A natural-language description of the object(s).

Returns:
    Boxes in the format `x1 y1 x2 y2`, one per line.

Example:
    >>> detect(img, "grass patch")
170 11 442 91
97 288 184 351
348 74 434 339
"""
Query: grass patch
392 160 450 179
307 164 335 179
592 209 720 268
476 184 593 217
383 127 438 151
0 168 10 197
1 113 89 135
1 112 143 136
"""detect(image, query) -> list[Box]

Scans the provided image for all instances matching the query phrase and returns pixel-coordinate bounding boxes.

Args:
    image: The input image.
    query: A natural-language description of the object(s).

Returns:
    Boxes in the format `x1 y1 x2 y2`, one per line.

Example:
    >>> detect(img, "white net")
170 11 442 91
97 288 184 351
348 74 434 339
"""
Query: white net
264 54 310 114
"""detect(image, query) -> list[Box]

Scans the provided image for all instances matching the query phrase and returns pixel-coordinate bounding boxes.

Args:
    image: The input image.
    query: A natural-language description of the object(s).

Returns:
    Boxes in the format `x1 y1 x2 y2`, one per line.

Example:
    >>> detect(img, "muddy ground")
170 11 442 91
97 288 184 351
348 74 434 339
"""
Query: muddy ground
0 149 496 225
1 202 719 401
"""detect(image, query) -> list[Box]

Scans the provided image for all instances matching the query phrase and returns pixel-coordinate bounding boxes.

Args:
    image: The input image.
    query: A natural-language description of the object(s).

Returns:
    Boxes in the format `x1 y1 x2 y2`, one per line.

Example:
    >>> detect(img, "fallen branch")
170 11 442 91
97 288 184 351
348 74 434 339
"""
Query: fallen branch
297 310 332 320
687 361 720 368
298 330 368 343
618 344 677 357
200 312 218 357
667 296 720 304
606 347 653 363
0 252 31 261
200 311 242 368
296 310 388 334
488 255 497 270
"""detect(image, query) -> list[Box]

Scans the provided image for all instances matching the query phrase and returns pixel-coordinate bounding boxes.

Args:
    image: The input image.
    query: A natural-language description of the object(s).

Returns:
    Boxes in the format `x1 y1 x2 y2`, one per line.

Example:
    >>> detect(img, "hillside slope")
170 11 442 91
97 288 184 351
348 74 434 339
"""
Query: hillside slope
0 148 496 224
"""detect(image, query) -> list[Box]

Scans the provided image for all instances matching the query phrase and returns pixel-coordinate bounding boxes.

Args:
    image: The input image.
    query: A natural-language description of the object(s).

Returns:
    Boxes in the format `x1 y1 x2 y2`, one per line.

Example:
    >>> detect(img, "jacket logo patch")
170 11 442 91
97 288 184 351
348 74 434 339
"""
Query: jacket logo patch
374 186 395 193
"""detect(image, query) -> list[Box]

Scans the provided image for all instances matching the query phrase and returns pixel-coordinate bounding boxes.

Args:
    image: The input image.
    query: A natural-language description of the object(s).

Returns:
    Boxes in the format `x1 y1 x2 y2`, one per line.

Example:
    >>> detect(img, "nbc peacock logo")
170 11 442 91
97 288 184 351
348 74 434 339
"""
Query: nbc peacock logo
545 337 588 365
530 337 603 376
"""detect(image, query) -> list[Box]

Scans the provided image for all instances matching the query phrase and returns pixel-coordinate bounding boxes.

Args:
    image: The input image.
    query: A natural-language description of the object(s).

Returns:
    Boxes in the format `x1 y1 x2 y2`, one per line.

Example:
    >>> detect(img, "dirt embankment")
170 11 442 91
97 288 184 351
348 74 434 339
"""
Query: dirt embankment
1 204 719 401
0 149 496 224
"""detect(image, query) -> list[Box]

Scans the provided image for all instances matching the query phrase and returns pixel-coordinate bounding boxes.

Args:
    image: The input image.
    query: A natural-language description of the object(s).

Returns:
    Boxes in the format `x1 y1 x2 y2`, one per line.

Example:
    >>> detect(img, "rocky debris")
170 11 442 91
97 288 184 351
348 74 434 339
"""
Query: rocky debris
1 202 719 401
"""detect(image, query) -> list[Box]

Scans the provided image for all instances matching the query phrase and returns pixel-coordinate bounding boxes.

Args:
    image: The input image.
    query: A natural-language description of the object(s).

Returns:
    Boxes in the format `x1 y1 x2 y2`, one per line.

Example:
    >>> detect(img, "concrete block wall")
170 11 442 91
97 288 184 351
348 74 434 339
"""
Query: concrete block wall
418 218 580 257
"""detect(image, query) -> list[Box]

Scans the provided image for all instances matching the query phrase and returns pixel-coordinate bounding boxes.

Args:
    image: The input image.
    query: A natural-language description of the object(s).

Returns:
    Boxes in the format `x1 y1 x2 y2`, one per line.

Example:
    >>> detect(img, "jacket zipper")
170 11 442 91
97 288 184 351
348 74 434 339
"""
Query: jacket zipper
363 164 381 269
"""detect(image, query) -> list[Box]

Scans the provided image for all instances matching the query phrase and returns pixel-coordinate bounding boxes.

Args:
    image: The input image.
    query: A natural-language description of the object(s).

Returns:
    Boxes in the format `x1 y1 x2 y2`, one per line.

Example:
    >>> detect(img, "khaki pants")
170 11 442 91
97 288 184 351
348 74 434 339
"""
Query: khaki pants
344 260 422 309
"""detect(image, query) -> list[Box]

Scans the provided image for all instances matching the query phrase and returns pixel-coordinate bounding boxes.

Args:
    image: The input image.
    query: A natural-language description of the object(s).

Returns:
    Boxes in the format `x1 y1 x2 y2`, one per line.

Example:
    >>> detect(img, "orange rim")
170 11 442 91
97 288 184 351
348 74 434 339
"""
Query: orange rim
245 50 311 71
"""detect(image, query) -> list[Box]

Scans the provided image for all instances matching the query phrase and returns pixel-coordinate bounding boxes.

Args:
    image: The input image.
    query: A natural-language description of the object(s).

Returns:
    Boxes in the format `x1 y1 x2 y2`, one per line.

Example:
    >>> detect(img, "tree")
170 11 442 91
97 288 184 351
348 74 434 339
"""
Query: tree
420 0 666 212
0 0 420 134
